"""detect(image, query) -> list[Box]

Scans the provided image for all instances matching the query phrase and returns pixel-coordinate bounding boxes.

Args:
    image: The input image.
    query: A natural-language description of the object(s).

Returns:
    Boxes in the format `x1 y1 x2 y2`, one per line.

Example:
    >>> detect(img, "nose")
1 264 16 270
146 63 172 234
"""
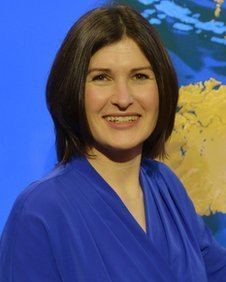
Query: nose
110 80 133 109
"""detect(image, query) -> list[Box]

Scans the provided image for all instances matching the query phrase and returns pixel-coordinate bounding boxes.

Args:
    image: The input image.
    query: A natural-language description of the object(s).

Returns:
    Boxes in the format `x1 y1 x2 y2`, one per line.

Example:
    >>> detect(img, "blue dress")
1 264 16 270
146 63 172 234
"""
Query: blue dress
0 157 226 281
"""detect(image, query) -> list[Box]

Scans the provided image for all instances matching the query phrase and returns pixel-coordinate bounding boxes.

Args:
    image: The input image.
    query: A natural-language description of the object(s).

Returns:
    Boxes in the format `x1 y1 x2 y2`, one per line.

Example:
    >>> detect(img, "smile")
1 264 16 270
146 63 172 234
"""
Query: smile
103 115 140 123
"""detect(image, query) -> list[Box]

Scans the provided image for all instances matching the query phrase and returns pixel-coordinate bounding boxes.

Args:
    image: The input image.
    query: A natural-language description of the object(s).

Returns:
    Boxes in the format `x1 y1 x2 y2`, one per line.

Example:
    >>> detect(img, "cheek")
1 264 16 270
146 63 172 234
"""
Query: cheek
139 84 159 111
85 87 106 117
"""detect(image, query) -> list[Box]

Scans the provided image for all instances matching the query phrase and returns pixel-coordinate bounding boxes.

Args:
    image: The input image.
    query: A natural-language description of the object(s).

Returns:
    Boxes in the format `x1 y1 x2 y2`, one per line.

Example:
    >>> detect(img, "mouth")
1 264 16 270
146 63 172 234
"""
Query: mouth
102 114 141 123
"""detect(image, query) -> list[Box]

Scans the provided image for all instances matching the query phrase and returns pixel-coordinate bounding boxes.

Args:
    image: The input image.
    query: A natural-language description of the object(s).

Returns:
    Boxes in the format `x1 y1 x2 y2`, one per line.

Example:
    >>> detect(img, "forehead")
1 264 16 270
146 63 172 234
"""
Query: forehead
88 37 150 68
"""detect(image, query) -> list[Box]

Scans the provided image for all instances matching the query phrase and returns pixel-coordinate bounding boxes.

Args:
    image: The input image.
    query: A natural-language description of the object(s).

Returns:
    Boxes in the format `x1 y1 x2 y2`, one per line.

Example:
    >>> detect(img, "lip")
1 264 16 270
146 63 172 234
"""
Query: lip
102 113 141 118
103 114 141 130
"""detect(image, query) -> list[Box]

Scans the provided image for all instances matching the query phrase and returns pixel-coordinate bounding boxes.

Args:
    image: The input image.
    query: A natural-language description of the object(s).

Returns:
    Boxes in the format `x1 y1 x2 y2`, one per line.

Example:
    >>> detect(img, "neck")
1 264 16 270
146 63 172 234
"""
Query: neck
86 146 143 199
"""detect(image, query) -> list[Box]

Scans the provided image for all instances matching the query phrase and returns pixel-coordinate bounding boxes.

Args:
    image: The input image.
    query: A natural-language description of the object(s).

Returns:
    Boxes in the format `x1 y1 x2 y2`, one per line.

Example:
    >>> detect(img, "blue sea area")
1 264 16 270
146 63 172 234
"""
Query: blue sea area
203 213 226 247
134 0 226 85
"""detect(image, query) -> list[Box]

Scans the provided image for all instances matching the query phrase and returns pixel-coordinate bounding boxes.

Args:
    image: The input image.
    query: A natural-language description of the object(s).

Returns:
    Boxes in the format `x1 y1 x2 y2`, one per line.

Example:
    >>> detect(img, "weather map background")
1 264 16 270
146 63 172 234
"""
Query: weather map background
117 0 226 246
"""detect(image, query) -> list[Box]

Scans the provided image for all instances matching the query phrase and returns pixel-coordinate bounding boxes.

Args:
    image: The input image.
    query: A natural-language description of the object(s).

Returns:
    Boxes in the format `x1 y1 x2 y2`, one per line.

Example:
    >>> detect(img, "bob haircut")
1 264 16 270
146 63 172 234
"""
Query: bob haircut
46 4 179 165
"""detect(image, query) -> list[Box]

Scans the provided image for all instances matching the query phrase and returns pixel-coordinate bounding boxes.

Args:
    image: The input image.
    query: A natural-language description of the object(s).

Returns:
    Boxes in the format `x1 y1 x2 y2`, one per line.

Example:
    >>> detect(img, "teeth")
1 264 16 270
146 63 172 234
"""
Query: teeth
104 115 139 123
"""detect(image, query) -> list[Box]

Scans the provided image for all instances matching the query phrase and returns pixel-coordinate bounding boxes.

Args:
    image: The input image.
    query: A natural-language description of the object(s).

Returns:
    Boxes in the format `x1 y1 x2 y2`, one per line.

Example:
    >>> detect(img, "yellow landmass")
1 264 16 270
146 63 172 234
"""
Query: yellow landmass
214 0 224 17
164 78 226 215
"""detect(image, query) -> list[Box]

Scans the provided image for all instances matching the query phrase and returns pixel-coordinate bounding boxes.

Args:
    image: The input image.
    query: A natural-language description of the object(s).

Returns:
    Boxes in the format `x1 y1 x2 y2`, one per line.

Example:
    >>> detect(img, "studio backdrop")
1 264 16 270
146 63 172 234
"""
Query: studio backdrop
0 0 226 246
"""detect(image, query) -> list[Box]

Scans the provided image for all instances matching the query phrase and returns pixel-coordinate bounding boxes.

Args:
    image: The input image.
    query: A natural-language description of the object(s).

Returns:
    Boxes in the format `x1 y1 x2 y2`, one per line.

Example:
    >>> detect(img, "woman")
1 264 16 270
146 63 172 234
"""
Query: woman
0 4 226 282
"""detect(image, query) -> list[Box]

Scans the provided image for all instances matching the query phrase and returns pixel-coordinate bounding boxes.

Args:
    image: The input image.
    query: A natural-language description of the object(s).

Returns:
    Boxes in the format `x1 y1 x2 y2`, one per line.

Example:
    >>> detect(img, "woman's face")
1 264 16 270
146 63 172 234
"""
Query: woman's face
85 36 159 157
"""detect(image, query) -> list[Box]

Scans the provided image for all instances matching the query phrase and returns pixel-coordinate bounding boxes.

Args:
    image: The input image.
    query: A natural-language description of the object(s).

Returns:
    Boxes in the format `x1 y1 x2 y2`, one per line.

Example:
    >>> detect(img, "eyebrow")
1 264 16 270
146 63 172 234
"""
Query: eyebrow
87 66 153 74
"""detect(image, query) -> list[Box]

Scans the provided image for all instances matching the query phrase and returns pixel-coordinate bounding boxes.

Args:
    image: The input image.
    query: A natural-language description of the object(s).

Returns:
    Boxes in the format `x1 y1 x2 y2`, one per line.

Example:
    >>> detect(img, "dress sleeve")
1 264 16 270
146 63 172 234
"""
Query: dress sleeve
0 199 62 282
195 215 226 282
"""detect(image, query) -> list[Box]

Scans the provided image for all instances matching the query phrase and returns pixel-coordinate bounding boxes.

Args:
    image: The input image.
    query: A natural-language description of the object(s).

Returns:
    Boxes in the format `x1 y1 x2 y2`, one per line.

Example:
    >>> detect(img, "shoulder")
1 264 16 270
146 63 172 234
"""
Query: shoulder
141 158 195 209
7 159 83 221
1 158 90 251
141 158 182 185
141 159 204 236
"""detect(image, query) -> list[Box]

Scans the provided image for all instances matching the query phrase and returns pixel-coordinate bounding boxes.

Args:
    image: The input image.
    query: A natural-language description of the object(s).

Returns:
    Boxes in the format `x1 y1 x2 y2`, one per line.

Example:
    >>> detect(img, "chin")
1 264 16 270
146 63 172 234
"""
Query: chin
95 141 143 156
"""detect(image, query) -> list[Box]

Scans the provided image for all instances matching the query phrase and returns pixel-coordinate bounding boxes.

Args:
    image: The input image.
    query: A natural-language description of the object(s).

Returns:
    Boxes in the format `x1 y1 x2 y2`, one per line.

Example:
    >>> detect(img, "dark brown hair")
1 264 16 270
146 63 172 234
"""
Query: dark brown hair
46 4 179 165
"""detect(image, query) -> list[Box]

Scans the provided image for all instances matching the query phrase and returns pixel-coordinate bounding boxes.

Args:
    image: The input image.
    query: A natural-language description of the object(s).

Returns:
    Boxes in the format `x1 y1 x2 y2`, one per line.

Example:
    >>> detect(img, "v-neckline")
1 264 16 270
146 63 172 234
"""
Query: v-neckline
82 156 151 238
69 156 177 280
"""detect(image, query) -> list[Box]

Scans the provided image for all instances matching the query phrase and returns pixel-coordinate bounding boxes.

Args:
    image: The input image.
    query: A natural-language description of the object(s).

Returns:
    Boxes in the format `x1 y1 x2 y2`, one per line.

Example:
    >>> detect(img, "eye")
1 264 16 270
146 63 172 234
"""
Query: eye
133 73 149 80
92 74 109 81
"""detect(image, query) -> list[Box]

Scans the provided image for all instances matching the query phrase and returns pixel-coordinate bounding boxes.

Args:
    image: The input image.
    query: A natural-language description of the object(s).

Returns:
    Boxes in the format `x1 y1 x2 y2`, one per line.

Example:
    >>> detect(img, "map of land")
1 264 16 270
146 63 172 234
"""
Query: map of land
164 78 226 215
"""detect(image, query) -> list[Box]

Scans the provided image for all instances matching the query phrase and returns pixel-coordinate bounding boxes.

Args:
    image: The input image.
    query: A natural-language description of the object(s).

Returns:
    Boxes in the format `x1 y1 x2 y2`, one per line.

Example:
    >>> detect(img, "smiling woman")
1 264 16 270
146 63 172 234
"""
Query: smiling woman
45 3 178 165
1 3 226 282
